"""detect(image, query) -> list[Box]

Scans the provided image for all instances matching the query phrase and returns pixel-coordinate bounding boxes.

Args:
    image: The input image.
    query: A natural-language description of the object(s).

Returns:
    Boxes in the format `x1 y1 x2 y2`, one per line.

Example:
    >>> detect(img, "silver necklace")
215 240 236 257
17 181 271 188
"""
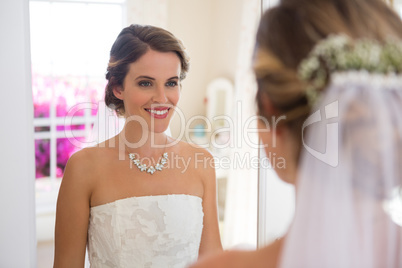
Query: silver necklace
127 136 169 175
128 152 168 175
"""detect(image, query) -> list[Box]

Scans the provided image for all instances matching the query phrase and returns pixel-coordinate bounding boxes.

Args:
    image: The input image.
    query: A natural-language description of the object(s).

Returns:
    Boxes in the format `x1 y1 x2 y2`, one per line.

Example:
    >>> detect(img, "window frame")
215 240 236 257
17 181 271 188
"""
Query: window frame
30 0 126 218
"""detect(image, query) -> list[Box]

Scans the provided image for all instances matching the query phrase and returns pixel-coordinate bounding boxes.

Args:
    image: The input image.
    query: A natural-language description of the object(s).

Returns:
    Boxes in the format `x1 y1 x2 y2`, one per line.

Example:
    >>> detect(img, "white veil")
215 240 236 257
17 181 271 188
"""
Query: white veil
280 71 402 267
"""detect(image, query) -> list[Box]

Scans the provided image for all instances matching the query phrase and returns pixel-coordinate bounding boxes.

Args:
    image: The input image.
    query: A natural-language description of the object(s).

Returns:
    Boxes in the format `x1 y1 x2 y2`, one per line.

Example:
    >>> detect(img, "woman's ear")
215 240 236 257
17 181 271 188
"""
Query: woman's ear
113 86 124 100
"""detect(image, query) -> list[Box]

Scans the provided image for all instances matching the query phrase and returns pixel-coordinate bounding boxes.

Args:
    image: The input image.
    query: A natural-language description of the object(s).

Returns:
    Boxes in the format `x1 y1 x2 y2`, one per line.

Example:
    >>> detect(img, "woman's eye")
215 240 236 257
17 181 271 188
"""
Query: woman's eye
139 81 152 87
166 81 178 87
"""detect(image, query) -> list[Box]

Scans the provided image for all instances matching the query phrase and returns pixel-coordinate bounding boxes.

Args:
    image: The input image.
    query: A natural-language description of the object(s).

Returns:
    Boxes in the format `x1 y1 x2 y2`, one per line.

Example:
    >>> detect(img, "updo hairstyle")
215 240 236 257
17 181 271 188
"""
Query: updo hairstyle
254 0 402 161
105 24 190 116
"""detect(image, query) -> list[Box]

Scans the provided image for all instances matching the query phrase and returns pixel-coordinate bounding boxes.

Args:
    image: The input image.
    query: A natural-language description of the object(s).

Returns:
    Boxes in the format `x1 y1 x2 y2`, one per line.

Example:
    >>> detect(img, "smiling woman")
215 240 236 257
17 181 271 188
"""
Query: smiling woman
54 24 223 268
111 49 181 134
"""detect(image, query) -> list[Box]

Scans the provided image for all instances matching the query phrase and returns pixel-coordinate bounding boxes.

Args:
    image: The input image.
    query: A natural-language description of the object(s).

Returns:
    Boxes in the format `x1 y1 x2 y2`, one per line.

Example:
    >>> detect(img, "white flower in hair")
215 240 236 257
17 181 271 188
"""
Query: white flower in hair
298 34 402 106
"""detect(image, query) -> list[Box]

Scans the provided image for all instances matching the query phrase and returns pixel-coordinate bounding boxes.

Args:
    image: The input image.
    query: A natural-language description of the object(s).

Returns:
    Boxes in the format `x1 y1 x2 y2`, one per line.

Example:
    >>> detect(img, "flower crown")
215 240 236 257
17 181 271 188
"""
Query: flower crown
298 34 402 105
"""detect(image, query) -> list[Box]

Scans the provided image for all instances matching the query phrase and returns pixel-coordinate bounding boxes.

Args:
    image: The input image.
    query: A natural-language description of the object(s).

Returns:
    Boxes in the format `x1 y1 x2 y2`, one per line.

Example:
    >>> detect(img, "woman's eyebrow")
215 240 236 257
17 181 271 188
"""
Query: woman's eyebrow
135 76 179 80
135 75 155 80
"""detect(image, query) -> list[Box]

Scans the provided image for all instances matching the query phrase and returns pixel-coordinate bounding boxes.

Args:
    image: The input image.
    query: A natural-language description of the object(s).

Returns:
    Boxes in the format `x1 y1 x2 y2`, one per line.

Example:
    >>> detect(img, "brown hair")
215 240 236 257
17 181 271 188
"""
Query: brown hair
105 24 190 116
254 0 402 161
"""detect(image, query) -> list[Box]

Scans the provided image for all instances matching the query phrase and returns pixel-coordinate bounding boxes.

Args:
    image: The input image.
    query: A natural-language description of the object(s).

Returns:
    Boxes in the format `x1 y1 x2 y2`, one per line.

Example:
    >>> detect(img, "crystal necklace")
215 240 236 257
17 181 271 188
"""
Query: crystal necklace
127 136 168 175
128 152 168 175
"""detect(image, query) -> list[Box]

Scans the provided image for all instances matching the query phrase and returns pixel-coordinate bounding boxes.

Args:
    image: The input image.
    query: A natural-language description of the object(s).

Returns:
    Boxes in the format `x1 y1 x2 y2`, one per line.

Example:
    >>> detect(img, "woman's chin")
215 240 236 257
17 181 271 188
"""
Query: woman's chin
149 123 170 134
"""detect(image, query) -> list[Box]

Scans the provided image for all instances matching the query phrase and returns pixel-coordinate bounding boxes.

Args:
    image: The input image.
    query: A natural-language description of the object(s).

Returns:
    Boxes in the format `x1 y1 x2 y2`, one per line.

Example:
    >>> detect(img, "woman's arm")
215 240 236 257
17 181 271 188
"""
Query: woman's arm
190 239 284 268
53 150 94 268
198 150 223 257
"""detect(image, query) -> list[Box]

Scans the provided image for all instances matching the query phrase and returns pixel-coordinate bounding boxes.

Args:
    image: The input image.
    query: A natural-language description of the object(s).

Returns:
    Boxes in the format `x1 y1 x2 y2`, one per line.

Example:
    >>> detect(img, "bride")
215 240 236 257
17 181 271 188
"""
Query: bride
191 0 402 267
54 24 222 267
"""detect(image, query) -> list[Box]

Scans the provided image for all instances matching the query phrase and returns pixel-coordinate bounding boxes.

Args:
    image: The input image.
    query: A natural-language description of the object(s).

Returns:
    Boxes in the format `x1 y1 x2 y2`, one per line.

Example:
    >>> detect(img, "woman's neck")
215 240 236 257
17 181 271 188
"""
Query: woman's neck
118 123 168 158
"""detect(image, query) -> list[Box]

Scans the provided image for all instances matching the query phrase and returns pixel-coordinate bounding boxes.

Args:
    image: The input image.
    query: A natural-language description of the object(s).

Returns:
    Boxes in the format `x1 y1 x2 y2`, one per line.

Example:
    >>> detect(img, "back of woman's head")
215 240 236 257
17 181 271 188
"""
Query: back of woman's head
105 24 190 116
254 0 402 161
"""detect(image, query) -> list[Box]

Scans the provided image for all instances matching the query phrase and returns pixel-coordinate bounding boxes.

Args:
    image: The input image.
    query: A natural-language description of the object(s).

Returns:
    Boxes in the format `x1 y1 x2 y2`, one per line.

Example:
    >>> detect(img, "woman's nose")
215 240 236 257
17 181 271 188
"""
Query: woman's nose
152 85 168 103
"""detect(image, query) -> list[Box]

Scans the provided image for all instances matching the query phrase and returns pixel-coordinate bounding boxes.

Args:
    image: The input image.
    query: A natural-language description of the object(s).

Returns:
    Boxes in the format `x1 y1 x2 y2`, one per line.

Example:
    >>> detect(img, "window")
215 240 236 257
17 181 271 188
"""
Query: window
30 0 125 184
30 1 126 227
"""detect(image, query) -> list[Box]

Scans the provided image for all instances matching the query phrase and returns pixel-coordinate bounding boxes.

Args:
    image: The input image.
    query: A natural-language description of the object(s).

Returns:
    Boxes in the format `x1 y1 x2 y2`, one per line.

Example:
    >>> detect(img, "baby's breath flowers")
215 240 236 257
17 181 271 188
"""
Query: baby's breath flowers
298 34 402 106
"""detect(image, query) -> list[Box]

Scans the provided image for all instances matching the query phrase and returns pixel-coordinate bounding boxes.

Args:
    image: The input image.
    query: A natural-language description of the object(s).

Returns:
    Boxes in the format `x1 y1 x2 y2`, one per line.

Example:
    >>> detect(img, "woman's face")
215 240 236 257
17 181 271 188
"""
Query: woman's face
114 49 181 133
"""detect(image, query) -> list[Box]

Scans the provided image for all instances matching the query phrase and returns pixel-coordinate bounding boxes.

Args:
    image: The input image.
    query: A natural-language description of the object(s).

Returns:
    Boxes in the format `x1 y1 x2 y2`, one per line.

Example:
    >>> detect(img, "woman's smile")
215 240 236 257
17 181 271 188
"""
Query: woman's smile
113 49 182 133
144 107 171 119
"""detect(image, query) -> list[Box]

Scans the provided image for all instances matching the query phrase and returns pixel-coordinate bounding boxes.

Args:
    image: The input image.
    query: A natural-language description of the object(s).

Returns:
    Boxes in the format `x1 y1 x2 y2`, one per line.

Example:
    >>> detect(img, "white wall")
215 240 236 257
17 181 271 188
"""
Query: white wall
165 0 213 138
166 0 245 139
208 0 244 82
124 0 247 139
0 0 37 266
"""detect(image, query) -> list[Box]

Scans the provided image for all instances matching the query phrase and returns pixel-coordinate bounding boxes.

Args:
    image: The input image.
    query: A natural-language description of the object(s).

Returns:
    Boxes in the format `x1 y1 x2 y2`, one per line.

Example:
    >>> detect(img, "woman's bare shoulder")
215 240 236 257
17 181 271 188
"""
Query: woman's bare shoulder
72 136 119 162
68 146 104 166
171 139 215 181
173 138 213 158
64 141 119 181
63 148 95 185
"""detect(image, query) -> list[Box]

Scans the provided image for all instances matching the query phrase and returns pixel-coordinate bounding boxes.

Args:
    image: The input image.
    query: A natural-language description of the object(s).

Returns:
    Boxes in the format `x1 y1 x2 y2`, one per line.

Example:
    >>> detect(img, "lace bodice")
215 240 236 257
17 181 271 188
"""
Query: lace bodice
87 194 204 268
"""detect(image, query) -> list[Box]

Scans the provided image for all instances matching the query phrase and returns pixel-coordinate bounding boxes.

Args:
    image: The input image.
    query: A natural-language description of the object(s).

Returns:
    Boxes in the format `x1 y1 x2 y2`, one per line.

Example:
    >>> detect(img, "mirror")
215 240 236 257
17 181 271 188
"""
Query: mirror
32 0 262 266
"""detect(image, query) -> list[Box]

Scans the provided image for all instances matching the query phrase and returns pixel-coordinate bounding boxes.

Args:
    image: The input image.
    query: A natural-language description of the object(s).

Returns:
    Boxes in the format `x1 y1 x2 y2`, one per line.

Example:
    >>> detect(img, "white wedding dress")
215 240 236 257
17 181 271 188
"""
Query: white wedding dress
87 194 204 268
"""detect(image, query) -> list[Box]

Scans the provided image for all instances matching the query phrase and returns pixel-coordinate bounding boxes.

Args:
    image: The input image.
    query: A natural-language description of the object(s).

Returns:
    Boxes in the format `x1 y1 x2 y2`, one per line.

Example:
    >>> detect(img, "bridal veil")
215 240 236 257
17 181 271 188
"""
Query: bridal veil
280 69 402 267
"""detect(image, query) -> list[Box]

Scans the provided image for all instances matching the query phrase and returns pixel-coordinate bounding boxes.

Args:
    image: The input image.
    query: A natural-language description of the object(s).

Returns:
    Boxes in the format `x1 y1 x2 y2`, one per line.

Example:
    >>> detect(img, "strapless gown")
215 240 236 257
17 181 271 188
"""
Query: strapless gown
87 194 204 268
